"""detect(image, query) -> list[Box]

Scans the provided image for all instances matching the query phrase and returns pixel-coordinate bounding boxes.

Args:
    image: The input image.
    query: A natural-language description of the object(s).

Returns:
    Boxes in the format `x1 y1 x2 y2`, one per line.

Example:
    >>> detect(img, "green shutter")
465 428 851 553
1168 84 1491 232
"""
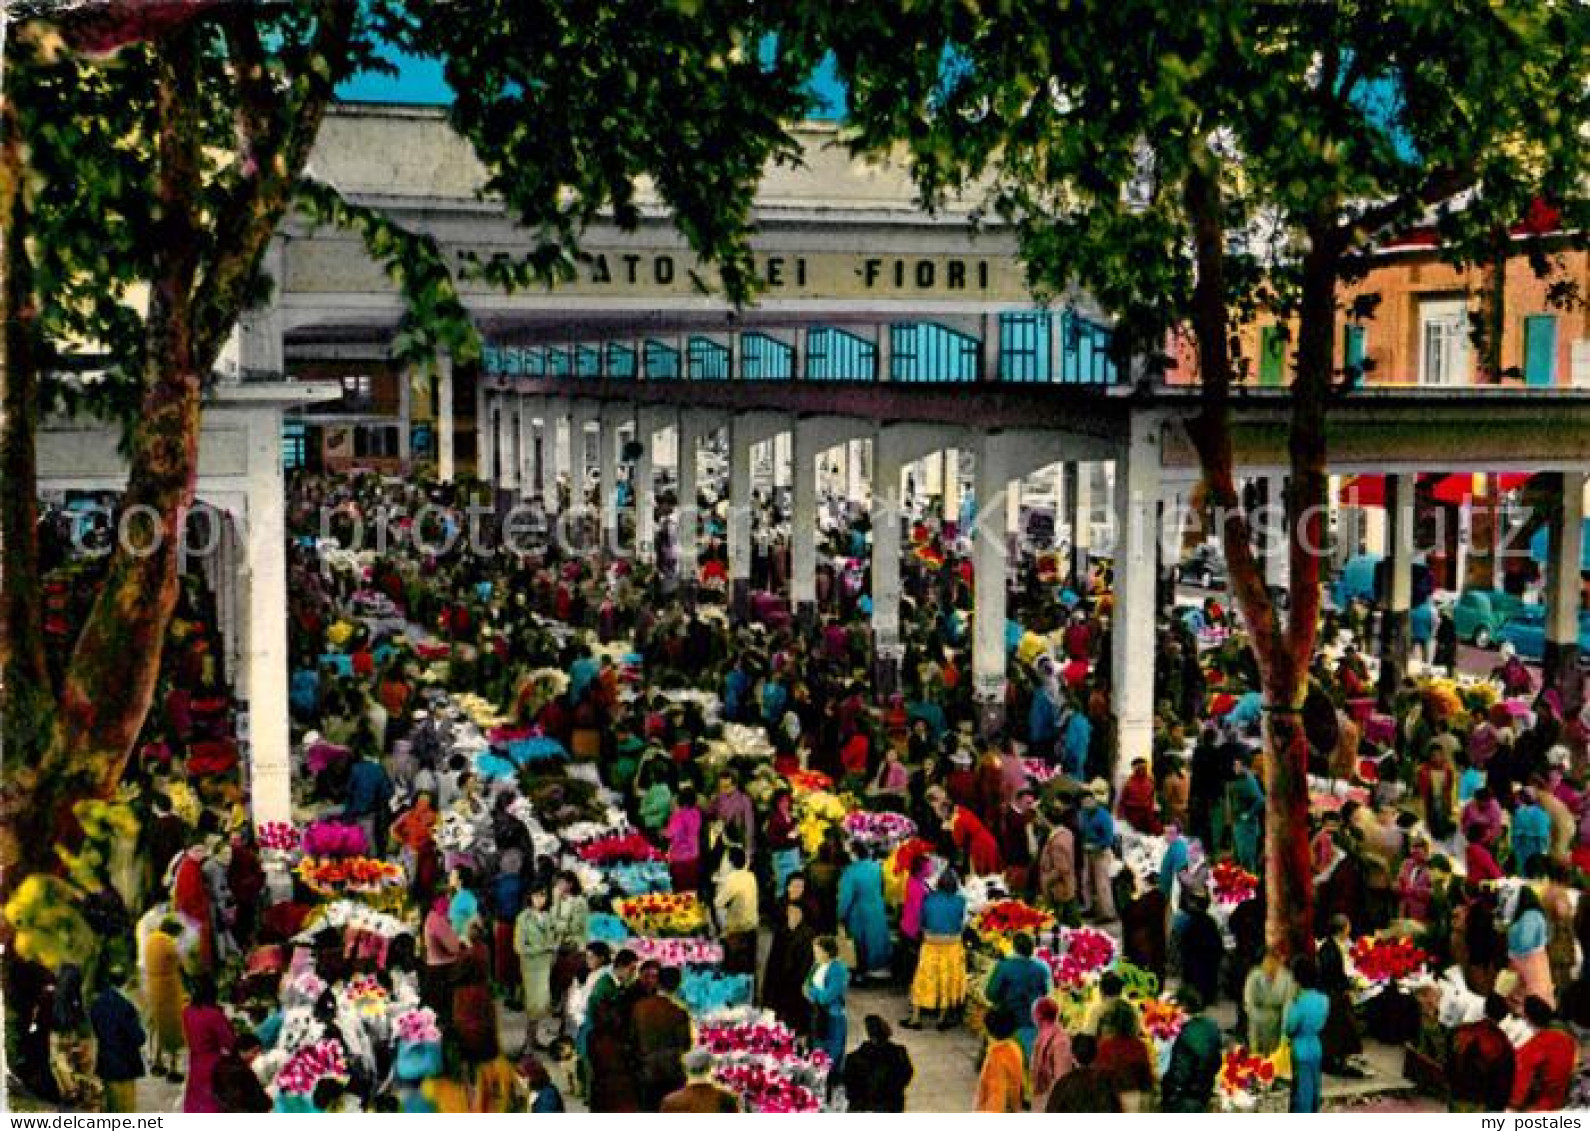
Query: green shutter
1344 325 1366 386
1524 315 1558 387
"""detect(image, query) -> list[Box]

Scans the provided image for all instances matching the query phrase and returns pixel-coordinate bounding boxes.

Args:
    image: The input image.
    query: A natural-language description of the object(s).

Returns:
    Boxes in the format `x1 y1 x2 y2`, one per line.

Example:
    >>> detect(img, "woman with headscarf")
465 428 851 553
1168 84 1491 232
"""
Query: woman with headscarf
1283 958 1331 1113
761 898 816 1037
837 845 892 982
142 918 187 1081
804 935 851 1092
180 979 234 1112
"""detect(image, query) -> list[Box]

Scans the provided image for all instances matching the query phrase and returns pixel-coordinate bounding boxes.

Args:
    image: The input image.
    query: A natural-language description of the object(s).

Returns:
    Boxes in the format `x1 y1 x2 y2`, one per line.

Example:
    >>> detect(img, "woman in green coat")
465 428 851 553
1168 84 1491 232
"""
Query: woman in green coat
514 886 558 1025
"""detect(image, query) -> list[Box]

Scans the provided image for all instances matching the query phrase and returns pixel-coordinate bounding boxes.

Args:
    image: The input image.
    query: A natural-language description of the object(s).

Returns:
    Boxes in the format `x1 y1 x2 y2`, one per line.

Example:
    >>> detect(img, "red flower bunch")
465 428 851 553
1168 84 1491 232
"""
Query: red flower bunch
1037 927 1117 989
576 832 663 865
714 1064 822 1113
697 1019 802 1060
889 837 937 877
295 855 404 896
974 899 1056 940
1349 935 1431 984
1141 998 1187 1042
786 769 834 793
1218 1046 1276 1096
1210 861 1259 906
615 891 706 935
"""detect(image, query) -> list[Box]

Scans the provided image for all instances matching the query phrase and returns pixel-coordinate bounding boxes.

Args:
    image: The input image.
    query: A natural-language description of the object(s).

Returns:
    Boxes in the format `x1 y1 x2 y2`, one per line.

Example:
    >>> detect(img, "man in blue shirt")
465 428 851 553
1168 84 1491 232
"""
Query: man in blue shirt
984 931 1054 1064
343 746 394 851
1079 784 1118 922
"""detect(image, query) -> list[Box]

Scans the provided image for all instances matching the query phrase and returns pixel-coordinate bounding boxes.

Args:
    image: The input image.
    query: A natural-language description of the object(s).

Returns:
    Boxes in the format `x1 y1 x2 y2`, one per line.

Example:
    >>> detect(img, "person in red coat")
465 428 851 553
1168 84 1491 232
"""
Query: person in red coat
172 848 215 973
938 797 1002 877
1511 996 1579 1111
1449 994 1515 1112
1117 758 1162 834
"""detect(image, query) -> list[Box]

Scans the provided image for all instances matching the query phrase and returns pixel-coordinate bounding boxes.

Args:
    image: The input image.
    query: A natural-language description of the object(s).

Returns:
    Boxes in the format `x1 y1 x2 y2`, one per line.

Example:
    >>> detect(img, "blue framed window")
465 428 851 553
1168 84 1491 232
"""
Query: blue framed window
644 340 680 380
1343 324 1367 387
687 336 731 380
547 347 571 378
890 322 978 382
806 326 877 380
482 345 503 375
524 348 547 378
282 421 307 470
999 312 1050 382
741 332 794 380
1057 311 1118 385
576 345 603 378
605 343 637 379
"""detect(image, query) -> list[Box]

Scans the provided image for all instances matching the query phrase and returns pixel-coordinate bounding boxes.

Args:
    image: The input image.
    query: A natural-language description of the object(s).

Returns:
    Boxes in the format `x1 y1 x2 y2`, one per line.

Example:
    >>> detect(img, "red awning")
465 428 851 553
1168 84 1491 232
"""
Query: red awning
1340 472 1533 508
1338 474 1385 507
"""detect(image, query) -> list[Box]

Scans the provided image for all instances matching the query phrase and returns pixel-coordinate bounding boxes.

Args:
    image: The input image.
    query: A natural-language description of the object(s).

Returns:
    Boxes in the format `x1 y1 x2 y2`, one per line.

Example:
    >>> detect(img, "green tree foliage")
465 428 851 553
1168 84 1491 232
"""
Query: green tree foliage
0 0 817 910
810 0 1590 955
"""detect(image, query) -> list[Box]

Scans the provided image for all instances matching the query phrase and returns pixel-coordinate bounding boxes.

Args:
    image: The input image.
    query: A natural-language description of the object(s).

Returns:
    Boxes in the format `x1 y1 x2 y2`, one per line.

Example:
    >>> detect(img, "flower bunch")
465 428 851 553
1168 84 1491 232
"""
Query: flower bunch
795 790 851 855
615 892 707 936
841 810 917 852
393 1007 441 1045
433 812 477 855
973 899 1055 944
696 1013 807 1061
343 974 388 1006
601 861 672 896
276 1040 349 1097
1140 998 1188 1042
625 937 724 967
678 968 755 1014
1217 1046 1277 1108
1037 927 1118 989
258 821 302 854
1022 759 1063 785
714 1063 822 1114
785 769 834 794
1349 935 1432 984
576 832 663 865
296 856 405 897
301 820 369 859
286 970 329 1006
303 900 407 941
1210 861 1259 906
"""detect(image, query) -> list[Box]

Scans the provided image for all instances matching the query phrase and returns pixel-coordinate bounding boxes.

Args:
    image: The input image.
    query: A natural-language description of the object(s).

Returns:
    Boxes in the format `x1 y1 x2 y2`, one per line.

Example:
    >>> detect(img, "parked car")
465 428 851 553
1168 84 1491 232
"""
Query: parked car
1330 552 1434 610
1495 605 1590 661
1452 588 1528 649
1173 543 1228 589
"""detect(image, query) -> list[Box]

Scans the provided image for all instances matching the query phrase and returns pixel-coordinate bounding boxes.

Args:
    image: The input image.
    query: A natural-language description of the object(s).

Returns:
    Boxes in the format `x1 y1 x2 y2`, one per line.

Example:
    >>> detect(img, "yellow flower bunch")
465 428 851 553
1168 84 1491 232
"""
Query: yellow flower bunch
326 620 356 649
3 875 96 972
795 790 852 854
615 892 707 936
166 781 201 826
1416 676 1464 722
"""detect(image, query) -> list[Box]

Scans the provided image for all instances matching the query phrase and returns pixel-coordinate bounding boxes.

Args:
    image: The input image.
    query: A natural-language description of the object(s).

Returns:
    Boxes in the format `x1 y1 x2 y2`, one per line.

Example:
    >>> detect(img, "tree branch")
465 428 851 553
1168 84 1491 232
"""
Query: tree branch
1334 166 1475 252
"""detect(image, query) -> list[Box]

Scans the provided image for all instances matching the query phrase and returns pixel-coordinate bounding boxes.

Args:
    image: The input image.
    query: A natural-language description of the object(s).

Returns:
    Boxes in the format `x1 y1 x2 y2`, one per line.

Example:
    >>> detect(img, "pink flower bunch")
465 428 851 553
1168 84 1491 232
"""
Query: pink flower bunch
1141 998 1188 1042
841 811 917 849
1210 861 1259 907
394 1007 441 1044
714 1063 822 1113
575 831 664 865
697 1019 802 1060
302 820 370 858
343 974 388 1004
276 1039 349 1096
626 937 724 967
287 971 328 1004
257 821 301 853
1037 927 1117 989
1022 759 1062 785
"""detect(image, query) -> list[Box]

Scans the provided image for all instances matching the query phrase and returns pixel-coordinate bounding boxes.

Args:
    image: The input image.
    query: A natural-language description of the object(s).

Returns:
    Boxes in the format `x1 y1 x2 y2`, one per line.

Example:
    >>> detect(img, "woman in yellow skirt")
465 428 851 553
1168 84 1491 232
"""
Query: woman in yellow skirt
142 919 187 1080
903 871 969 1030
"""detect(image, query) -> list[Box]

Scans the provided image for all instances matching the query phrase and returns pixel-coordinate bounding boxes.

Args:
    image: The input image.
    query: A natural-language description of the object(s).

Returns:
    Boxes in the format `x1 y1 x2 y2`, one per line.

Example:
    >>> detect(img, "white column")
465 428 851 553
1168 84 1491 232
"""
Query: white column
539 401 563 510
676 415 700 585
1111 414 1162 785
599 410 621 541
396 365 412 467
498 395 518 494
243 409 291 826
1545 471 1587 708
943 447 962 526
872 431 907 696
517 396 534 499
791 419 819 622
846 438 867 504
1381 473 1414 668
633 412 656 562
972 433 1011 738
728 418 757 618
1263 474 1289 590
438 352 456 483
235 239 285 382
571 405 596 507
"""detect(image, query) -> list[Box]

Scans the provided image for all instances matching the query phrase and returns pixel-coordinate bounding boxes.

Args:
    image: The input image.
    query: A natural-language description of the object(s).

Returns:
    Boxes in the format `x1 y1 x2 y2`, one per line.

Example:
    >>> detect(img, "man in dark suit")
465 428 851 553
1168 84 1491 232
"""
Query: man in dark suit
630 962 693 1111
660 1049 740 1113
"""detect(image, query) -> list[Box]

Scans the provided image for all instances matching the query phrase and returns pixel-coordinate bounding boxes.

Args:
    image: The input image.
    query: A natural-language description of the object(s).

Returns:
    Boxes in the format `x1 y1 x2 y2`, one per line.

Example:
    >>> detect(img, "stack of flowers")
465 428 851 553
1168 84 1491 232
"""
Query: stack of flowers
1217 1046 1278 1111
576 832 663 865
614 892 707 936
296 856 405 900
785 769 834 794
795 790 851 855
841 811 916 853
341 974 390 1016
275 1039 349 1097
302 820 369 859
626 937 724 967
601 861 672 896
1211 861 1259 906
973 900 1055 948
678 967 755 1014
1038 927 1119 990
714 1063 822 1113
258 821 302 857
961 875 1013 916
392 1007 443 1084
1349 935 1432 986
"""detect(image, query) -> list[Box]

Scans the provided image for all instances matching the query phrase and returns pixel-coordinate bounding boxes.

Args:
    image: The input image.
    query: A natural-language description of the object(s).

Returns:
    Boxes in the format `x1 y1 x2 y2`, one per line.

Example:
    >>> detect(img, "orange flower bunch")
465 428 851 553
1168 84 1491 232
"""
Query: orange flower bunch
296 855 404 897
615 891 707 936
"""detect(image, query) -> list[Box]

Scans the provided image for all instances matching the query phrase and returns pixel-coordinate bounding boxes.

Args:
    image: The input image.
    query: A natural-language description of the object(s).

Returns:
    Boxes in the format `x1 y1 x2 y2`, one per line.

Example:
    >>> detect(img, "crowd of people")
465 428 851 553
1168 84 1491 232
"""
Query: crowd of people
7 465 1590 1114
